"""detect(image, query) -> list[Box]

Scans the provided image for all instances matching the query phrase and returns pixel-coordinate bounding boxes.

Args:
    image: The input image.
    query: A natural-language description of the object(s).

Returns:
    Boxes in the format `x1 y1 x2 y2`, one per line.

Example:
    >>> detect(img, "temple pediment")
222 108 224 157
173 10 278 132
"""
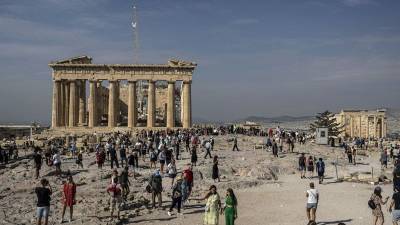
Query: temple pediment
52 56 92 64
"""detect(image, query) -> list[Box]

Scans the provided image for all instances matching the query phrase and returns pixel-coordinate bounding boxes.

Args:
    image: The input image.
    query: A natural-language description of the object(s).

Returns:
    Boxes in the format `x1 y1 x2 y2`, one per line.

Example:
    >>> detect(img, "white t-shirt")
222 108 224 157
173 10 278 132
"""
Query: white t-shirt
307 189 319 204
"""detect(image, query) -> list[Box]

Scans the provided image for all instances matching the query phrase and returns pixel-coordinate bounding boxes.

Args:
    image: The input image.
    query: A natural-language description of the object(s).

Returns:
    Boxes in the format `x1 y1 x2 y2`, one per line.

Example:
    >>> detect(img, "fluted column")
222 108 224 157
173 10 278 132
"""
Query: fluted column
64 82 70 126
108 81 116 128
59 81 65 126
68 80 77 127
167 81 175 128
373 116 377 138
128 81 137 128
182 81 192 128
51 80 61 128
147 80 156 127
180 82 184 126
88 80 98 127
78 80 86 126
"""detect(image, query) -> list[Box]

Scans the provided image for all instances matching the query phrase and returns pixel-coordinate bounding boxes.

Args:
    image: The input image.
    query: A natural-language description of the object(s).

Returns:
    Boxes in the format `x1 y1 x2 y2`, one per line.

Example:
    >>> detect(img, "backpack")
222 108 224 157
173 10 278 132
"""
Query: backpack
368 197 377 210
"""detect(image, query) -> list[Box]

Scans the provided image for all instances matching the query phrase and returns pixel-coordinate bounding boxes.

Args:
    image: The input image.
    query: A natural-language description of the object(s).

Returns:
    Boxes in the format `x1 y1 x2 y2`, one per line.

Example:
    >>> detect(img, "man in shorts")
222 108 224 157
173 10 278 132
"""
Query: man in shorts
306 182 319 225
35 178 52 225
107 177 122 220
299 153 306 179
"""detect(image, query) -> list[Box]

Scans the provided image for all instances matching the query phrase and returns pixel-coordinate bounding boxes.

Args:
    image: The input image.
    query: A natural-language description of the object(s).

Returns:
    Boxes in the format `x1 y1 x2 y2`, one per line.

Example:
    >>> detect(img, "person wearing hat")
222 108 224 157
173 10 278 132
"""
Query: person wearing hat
168 174 184 216
370 186 389 225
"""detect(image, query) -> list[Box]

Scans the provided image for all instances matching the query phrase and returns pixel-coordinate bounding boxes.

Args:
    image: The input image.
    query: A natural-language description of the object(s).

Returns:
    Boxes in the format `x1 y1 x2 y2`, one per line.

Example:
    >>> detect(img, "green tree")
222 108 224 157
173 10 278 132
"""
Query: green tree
310 111 343 136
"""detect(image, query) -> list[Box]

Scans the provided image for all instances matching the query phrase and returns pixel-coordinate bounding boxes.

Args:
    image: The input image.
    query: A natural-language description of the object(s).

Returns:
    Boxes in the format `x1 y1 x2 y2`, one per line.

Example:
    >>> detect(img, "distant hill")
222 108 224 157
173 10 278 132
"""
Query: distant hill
234 115 314 123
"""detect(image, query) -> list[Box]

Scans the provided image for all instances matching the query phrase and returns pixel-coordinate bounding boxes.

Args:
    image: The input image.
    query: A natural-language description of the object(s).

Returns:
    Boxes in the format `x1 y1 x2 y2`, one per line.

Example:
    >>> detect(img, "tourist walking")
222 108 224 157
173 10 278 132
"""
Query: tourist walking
203 185 221 225
149 169 163 208
370 186 389 225
222 188 238 225
168 174 183 216
232 137 239 151
307 156 315 179
299 153 306 179
76 150 83 169
120 167 130 202
96 149 105 169
272 139 279 157
316 158 325 184
109 144 119 169
107 177 122 221
352 146 357 165
35 178 52 225
167 159 178 186
119 146 127 168
61 175 76 223
205 141 212 159
212 155 220 182
306 182 319 225
158 149 166 174
380 150 388 169
191 146 198 166
33 150 43 179
52 151 62 176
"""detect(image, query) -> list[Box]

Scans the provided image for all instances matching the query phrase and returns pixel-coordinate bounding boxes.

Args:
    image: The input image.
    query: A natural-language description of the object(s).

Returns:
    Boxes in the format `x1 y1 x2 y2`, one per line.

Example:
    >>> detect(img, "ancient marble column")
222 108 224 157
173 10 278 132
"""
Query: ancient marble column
108 81 117 128
182 81 192 128
88 80 98 127
373 116 377 138
59 81 65 126
167 81 175 128
51 80 61 128
128 81 137 128
68 80 77 127
147 80 156 127
64 82 70 126
180 82 184 126
78 80 86 126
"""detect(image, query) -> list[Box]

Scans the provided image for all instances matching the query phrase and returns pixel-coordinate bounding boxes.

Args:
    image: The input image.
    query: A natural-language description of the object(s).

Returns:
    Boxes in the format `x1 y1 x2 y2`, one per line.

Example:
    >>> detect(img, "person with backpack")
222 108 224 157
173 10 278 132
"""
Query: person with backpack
370 186 389 225
150 169 163 208
168 174 184 216
107 177 122 221
315 158 325 184
306 182 319 225
182 164 194 204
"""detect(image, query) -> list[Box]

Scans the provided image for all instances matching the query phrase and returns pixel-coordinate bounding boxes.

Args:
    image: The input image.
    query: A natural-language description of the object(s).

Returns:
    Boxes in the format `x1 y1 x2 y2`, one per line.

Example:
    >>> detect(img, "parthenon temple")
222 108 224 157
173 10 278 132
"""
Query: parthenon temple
49 56 197 130
334 109 387 139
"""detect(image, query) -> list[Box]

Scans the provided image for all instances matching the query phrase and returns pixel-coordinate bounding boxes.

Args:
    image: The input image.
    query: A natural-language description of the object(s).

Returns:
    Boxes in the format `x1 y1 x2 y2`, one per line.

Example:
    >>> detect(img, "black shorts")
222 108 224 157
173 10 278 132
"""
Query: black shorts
159 160 165 165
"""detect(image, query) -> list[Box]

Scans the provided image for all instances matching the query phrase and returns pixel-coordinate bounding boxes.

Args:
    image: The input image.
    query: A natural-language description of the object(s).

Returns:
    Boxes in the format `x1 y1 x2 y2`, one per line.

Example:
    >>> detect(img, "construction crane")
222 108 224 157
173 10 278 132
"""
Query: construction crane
131 1 145 116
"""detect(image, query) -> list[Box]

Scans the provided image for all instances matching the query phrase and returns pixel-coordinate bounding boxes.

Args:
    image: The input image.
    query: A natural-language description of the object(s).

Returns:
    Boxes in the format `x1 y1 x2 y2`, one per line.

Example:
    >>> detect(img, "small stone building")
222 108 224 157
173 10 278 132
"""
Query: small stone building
334 109 387 139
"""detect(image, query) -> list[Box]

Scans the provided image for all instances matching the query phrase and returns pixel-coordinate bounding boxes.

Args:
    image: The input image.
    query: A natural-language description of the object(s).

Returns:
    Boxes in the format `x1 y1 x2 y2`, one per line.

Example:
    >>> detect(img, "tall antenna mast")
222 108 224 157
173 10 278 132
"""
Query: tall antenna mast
132 1 139 63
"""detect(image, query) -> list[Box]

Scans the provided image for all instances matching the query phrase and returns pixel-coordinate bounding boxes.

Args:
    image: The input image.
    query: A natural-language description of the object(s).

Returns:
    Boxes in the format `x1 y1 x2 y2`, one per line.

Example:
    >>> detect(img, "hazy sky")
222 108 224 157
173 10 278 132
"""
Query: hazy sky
0 0 399 124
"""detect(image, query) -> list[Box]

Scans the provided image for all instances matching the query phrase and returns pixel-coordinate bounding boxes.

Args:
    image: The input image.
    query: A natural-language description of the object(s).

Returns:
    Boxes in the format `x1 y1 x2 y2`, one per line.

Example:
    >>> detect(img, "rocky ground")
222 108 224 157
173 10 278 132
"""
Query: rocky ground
0 135 399 225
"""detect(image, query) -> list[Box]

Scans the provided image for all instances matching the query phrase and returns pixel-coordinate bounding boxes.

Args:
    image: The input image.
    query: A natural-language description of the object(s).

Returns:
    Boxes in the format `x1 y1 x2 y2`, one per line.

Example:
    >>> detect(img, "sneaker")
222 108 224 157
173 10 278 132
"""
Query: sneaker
60 219 65 224
167 211 172 217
